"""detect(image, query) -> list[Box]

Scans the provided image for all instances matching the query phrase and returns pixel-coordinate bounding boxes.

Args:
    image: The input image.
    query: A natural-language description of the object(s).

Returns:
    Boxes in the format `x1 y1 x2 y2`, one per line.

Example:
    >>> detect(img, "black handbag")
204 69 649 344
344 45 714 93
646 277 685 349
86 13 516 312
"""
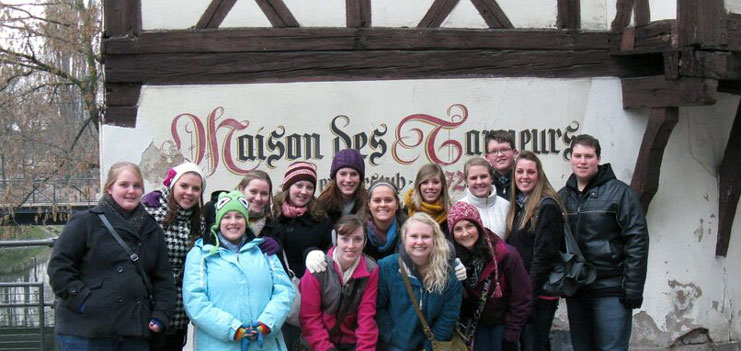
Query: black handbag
541 219 596 297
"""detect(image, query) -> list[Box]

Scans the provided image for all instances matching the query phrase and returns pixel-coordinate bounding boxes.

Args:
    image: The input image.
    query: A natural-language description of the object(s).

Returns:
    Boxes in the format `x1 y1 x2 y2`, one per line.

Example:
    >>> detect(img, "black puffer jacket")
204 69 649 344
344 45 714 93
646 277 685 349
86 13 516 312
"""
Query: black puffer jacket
266 213 333 279
48 203 175 338
558 164 649 297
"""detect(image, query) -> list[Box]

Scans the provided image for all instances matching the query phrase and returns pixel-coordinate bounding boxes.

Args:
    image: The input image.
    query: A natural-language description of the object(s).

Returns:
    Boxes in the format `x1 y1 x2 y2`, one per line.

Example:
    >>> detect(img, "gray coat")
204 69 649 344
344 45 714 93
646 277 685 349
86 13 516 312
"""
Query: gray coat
48 203 175 338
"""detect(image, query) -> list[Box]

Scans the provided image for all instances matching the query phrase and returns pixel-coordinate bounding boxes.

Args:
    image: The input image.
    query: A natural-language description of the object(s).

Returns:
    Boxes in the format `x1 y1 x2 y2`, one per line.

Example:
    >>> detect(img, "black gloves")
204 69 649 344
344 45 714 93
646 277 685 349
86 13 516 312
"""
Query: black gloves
620 291 644 309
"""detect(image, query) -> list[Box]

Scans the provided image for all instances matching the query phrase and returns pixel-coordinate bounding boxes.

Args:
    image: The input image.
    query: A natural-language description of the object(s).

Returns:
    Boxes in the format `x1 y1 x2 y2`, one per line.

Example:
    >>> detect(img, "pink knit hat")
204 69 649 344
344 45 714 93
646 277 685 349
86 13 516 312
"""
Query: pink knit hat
283 161 318 191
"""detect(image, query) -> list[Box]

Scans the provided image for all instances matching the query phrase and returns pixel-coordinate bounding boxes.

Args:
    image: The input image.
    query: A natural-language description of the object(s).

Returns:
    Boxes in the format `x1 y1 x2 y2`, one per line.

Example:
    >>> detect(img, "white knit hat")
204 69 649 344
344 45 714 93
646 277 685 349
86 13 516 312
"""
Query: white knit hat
163 162 206 190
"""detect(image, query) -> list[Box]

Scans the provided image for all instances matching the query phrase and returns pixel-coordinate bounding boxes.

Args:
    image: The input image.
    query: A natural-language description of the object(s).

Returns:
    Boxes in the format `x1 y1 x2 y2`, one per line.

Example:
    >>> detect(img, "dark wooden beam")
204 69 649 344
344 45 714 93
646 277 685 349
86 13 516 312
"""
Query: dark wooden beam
557 0 580 29
346 0 371 28
630 108 679 214
104 83 141 127
663 51 681 80
103 0 141 37
680 51 741 80
634 0 650 26
611 0 634 32
621 75 718 108
254 0 300 27
717 100 741 257
418 0 460 28
677 0 726 48
104 28 611 55
196 0 237 29
470 0 514 29
719 80 741 95
104 50 662 85
729 14 741 52
610 20 675 55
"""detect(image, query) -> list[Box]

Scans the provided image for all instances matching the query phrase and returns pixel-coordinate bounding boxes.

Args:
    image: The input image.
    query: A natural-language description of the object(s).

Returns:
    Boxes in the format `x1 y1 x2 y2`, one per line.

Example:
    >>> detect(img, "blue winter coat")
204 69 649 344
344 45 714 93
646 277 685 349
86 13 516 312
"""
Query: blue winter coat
376 253 462 351
183 237 295 351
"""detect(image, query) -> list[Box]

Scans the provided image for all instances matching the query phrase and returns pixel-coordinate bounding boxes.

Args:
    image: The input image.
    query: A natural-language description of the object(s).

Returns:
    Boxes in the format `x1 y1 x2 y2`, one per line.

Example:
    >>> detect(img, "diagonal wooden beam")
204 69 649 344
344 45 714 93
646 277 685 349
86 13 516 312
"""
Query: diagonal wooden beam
196 0 237 29
717 100 741 257
634 0 650 26
611 0 634 31
418 0 460 28
103 0 141 37
346 0 371 28
470 0 513 29
254 0 299 27
557 0 580 29
630 108 679 214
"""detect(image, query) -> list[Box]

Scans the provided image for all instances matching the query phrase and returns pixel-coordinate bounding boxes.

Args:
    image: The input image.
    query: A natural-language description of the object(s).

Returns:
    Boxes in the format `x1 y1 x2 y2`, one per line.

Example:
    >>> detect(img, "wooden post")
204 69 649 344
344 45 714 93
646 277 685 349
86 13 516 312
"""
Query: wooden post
677 0 726 48
557 0 580 29
347 0 372 28
717 100 741 257
103 0 141 37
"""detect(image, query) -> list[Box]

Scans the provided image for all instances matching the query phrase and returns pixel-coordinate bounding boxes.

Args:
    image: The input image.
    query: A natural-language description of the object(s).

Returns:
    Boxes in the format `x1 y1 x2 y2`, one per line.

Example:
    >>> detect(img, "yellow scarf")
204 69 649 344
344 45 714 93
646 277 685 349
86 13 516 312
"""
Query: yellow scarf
403 188 447 224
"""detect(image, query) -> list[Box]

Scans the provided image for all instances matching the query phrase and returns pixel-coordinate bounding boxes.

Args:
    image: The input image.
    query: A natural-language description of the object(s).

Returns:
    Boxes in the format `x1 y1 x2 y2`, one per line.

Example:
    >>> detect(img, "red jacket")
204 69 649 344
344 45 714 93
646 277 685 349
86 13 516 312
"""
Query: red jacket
299 247 379 351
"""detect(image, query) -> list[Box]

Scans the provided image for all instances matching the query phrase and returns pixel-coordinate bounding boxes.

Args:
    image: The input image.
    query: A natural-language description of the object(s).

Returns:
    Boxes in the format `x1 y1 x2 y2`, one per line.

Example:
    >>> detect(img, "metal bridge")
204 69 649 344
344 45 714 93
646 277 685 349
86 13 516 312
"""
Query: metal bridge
1 177 98 226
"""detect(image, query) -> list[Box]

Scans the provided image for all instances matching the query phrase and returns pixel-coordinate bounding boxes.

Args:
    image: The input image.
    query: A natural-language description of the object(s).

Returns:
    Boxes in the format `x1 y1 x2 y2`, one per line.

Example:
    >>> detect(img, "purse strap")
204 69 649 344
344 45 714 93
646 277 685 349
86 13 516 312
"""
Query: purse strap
462 276 492 342
398 255 437 344
99 214 154 303
281 249 298 279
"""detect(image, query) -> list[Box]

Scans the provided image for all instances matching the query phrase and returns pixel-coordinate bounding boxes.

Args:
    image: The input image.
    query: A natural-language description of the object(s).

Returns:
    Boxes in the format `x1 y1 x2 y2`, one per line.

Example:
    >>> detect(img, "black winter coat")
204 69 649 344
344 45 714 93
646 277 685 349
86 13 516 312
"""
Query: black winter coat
266 213 333 279
48 203 176 338
558 164 649 297
507 196 564 296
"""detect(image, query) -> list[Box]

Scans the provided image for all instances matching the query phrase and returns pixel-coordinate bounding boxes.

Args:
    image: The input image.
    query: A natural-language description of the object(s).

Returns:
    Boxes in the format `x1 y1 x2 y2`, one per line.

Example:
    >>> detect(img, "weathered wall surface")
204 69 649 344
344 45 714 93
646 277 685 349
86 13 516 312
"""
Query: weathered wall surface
100 78 741 347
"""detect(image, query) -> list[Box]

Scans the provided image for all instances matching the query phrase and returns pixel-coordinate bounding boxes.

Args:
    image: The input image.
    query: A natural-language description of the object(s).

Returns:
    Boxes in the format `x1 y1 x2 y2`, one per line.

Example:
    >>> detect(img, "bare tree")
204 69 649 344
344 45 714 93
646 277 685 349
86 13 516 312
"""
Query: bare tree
0 0 101 217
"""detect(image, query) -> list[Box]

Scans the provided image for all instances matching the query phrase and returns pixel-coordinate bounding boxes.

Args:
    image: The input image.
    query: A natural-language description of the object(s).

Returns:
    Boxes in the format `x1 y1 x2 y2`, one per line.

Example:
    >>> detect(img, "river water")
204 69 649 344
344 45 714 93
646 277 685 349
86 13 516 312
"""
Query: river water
0 247 54 328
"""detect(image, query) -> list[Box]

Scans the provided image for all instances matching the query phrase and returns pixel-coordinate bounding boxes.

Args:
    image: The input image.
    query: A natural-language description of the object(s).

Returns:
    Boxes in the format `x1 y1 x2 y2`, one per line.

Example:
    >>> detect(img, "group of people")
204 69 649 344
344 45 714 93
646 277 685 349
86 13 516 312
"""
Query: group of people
47 132 649 351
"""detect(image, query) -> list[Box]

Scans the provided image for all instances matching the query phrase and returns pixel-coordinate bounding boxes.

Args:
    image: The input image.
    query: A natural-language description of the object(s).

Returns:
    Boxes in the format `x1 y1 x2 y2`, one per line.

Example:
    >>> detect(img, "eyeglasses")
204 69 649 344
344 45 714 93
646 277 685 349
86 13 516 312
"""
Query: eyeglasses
487 148 513 156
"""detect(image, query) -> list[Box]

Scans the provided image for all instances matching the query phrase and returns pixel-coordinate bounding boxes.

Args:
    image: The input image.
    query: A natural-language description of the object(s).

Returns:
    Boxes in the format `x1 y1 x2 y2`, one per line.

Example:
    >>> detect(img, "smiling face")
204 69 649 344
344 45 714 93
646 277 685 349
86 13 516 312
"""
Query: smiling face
172 172 203 210
219 211 246 244
403 220 434 266
466 165 492 198
107 169 144 211
419 175 443 203
514 159 539 195
485 139 517 174
336 167 361 199
452 219 480 250
288 180 315 208
243 179 271 214
369 185 398 226
336 226 365 270
570 144 600 187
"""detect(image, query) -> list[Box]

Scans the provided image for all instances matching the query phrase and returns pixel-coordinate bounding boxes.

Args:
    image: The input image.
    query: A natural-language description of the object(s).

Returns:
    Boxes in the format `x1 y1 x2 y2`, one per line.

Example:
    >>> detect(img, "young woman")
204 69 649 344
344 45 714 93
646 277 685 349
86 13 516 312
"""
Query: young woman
505 151 566 351
49 162 175 351
236 170 273 237
460 157 510 238
376 212 462 351
364 180 406 260
182 191 294 351
299 215 379 351
317 148 368 224
448 201 532 351
141 162 205 351
269 161 334 350
403 163 453 236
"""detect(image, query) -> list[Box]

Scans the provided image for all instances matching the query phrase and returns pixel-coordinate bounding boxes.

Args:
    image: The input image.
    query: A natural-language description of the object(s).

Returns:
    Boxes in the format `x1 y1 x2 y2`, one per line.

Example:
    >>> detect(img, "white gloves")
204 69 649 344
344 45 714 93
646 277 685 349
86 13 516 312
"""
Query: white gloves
454 258 467 281
305 250 327 274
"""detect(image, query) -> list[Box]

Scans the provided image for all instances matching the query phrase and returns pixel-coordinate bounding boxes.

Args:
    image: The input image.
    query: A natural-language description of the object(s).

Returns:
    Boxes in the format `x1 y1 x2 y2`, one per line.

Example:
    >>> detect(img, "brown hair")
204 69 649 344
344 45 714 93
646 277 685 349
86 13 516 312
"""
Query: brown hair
236 170 274 220
463 157 493 180
272 189 325 221
317 179 368 218
485 130 515 150
164 170 205 239
505 151 567 236
411 163 452 210
104 161 144 193
570 134 601 158
335 215 365 238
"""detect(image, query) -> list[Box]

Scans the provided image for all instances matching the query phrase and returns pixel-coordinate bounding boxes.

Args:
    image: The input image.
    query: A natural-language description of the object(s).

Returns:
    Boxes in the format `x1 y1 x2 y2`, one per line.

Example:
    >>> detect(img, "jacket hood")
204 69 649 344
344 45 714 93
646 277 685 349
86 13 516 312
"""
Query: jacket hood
566 163 616 192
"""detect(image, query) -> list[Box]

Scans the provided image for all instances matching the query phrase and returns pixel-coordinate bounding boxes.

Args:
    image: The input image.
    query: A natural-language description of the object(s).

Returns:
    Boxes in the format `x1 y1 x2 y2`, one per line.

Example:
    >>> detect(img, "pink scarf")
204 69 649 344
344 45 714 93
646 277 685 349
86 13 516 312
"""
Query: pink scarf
281 201 307 218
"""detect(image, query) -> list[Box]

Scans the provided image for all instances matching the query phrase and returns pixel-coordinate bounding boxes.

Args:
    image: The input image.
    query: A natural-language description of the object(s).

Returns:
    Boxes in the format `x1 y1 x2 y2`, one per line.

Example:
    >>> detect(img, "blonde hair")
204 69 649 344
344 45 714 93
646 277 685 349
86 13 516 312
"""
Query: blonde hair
505 151 567 236
411 163 452 210
236 170 274 220
400 212 451 294
104 161 144 193
463 157 493 180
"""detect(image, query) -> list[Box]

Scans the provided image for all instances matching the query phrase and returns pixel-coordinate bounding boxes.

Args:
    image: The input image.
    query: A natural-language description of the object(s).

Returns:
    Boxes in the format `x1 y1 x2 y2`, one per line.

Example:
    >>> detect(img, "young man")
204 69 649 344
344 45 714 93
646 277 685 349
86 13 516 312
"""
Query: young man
484 130 518 201
557 134 649 351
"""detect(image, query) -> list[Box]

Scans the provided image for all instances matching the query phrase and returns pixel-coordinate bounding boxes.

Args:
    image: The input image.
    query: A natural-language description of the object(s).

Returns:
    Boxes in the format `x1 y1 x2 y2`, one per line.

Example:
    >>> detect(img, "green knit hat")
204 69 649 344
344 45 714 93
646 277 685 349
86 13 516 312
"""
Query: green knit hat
211 190 250 235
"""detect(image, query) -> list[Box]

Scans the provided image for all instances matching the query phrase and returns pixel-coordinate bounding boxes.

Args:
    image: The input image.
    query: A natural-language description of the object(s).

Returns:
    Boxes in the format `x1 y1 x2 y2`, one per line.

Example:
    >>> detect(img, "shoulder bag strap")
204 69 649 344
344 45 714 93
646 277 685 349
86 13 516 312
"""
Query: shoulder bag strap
99 214 154 302
398 256 436 344
281 249 297 279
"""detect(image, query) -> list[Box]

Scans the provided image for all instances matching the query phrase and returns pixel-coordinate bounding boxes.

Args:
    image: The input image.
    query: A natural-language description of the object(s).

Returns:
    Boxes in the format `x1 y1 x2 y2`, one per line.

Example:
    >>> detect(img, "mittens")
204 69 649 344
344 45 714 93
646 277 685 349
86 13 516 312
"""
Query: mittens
305 250 327 274
258 237 281 255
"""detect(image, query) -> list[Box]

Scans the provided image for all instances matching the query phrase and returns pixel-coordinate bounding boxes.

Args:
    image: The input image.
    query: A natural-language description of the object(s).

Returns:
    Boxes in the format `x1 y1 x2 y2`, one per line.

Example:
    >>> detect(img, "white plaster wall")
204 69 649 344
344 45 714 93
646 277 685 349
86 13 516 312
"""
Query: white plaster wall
283 0 345 27
581 0 613 30
220 0 272 28
372 0 433 27
651 0 677 21
728 0 741 14
141 0 208 30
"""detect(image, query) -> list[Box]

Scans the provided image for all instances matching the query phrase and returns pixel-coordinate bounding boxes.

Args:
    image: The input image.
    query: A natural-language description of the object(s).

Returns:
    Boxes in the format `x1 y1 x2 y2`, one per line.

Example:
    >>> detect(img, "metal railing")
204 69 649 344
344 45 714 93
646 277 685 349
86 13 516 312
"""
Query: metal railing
0 237 57 350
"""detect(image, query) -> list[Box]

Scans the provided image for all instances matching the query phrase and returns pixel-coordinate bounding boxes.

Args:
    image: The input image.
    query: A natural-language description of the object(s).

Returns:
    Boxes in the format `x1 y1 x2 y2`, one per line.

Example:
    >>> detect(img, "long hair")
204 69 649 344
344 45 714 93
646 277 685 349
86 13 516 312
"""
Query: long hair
236 170 274 220
164 182 204 239
505 151 567 235
363 181 406 225
400 212 451 294
104 161 144 194
272 189 325 221
317 178 368 216
411 163 452 210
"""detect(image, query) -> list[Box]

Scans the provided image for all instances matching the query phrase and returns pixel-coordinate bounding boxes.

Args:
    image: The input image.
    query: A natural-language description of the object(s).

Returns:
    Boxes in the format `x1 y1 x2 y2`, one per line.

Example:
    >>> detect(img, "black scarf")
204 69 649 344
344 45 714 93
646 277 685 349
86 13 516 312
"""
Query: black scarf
99 194 147 233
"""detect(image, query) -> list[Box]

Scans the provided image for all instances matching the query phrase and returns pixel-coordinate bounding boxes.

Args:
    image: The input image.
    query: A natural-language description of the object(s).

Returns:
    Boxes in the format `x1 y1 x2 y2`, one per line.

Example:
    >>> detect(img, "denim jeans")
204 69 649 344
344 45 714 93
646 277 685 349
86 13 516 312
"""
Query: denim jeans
566 296 632 351
473 324 505 351
520 298 558 351
56 334 150 351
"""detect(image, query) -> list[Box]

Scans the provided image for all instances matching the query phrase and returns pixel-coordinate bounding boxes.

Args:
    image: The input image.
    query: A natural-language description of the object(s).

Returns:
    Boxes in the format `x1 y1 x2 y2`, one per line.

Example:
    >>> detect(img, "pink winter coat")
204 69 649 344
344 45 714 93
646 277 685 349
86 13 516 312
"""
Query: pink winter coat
299 247 379 351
